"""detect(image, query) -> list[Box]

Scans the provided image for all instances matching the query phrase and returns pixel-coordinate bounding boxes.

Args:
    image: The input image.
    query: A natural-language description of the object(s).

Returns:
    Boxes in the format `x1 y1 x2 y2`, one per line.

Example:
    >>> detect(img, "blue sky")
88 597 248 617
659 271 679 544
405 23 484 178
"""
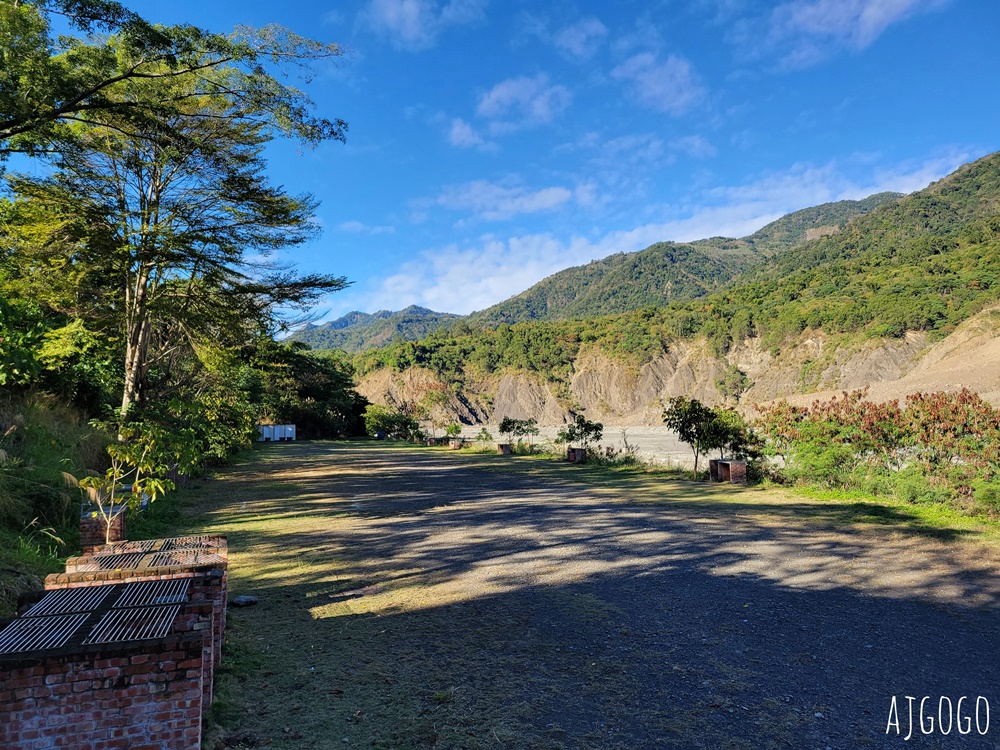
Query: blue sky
132 0 999 319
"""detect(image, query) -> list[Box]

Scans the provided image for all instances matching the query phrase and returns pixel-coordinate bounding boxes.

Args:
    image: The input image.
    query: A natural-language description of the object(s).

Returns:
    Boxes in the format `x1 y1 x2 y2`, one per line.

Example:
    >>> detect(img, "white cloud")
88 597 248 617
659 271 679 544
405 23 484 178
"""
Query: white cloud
337 220 396 235
708 149 970 208
330 151 969 315
610 53 706 115
359 0 487 51
368 235 582 314
773 0 940 48
553 17 608 59
447 118 497 151
729 0 948 69
432 180 576 221
670 135 718 159
476 74 572 134
346 213 771 315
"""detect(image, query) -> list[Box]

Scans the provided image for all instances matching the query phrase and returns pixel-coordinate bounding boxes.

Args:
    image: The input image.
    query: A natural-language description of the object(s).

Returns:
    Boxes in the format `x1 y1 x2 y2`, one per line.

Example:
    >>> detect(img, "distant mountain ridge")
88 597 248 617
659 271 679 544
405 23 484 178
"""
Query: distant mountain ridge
297 191 903 352
292 305 460 353
467 192 903 327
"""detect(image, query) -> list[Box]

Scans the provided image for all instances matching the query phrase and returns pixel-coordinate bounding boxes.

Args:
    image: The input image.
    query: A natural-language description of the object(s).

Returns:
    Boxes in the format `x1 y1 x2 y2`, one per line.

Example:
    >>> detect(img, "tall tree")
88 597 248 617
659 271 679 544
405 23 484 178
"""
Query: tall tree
0 0 347 159
6 62 347 415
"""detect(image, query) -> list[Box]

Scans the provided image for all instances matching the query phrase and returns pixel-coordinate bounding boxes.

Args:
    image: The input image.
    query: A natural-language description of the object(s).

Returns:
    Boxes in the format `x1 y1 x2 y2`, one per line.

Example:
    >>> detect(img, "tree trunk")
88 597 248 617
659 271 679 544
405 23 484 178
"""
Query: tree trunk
121 316 151 416
692 446 699 480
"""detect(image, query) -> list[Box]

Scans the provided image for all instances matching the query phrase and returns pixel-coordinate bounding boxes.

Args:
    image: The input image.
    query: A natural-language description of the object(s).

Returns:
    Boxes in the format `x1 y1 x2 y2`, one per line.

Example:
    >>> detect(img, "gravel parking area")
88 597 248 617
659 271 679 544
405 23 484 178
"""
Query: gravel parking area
203 442 1000 749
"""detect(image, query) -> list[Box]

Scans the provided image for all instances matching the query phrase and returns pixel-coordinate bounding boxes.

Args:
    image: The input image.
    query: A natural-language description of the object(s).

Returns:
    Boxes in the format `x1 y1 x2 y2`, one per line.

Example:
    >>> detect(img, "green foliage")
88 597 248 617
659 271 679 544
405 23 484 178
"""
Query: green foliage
244 339 365 439
5 61 348 415
0 0 347 157
662 396 715 479
468 242 751 328
754 389 1000 517
355 153 1000 401
555 414 603 451
466 195 902 329
709 408 762 461
715 364 752 403
0 394 109 528
0 3 360 564
662 398 760 479
363 404 419 440
497 416 538 444
0 296 42 385
444 423 462 438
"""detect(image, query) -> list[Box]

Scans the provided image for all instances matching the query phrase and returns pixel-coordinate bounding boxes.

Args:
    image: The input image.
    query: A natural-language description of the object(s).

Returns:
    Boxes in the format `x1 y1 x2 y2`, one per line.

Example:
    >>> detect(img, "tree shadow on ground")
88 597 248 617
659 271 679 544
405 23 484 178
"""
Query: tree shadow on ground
195 442 999 750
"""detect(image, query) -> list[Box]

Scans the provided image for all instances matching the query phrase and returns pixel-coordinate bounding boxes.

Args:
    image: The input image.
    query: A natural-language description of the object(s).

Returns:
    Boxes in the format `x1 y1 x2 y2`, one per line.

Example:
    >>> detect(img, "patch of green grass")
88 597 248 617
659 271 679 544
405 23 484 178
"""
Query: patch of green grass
450 444 1000 544
0 525 65 617
789 484 1000 542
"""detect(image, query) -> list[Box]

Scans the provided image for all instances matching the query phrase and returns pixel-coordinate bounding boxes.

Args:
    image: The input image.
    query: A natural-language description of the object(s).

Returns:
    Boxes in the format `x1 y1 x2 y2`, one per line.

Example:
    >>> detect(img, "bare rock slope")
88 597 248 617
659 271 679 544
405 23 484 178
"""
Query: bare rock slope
356 307 1000 425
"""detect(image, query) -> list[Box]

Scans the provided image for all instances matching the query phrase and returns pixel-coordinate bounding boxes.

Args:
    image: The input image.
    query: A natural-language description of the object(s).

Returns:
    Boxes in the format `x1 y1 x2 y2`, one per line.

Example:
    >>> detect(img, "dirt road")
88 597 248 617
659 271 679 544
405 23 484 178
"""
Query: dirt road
199 442 1000 749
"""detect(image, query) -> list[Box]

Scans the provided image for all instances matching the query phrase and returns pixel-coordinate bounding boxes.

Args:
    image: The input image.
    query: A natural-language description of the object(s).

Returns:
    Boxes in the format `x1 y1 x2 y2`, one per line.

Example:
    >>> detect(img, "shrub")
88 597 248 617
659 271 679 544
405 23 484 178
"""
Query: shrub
363 404 419 440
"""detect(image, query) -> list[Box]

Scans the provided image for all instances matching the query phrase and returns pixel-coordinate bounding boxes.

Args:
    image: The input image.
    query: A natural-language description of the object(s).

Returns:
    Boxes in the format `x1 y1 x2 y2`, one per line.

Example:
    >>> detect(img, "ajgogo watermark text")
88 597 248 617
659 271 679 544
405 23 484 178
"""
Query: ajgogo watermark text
886 695 990 740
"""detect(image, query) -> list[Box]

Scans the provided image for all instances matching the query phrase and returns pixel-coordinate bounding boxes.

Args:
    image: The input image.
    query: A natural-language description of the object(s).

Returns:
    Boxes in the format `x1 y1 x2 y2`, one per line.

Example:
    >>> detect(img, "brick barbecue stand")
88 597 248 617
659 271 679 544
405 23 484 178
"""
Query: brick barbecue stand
0 535 229 750
79 507 127 555
709 459 748 484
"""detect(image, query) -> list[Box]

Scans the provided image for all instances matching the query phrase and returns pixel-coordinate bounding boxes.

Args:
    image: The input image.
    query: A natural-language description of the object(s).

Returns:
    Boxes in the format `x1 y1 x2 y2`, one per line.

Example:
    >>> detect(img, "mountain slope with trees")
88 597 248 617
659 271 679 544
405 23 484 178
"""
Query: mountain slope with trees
296 191 903 353
465 192 903 328
352 152 1000 421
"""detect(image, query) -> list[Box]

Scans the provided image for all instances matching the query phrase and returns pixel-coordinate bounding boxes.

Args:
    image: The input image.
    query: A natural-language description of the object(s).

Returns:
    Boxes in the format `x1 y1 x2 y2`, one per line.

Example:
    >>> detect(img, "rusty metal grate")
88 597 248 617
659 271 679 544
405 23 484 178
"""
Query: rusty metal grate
160 535 219 551
95 539 159 555
115 579 190 608
93 552 145 570
83 605 181 644
148 550 225 568
24 587 114 617
0 613 90 653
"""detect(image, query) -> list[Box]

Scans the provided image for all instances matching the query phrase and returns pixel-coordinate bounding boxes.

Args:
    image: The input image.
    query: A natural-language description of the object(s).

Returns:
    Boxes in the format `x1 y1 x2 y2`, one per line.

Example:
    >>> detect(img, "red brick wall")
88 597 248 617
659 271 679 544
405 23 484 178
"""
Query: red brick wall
79 512 126 555
44 568 227 707
0 633 205 750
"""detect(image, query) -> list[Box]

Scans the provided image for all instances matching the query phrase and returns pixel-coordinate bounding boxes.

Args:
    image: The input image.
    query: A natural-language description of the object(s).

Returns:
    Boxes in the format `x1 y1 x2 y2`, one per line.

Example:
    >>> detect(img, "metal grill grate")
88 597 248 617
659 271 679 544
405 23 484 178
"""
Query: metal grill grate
148 550 225 568
95 539 159 555
24 587 114 617
0 613 90 653
160 535 219 551
93 552 145 570
115 579 190 608
83 605 181 644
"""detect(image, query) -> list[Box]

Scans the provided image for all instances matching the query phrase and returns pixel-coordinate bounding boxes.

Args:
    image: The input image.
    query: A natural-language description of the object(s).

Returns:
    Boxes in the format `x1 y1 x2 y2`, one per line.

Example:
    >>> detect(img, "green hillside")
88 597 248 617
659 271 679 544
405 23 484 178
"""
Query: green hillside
291 305 461 353
741 191 903 255
466 192 902 327
355 153 1000 385
302 193 902 354
466 242 749 327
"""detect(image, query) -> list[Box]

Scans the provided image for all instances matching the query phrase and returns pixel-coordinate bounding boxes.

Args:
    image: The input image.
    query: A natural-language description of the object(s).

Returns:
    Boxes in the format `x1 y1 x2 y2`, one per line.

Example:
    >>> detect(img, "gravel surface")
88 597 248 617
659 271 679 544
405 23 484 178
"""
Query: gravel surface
455 426 697 467
212 442 1000 750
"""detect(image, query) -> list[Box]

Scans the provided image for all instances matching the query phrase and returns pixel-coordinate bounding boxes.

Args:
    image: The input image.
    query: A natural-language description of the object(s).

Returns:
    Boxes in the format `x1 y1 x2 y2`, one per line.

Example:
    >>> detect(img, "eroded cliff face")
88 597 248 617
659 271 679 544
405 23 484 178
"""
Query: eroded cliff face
355 308 1000 425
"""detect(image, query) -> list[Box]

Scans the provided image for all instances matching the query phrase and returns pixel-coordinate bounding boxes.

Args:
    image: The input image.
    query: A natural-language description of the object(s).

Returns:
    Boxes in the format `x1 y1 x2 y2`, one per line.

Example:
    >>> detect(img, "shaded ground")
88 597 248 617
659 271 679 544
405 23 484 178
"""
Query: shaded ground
188 442 1000 749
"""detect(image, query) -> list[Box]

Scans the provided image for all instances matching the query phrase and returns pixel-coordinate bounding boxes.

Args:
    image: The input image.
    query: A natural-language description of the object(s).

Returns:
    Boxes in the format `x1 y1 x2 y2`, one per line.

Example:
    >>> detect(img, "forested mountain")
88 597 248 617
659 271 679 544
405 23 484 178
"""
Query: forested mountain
468 192 902 327
741 191 903 255
353 152 1000 418
465 193 902 328
291 305 461 352
297 192 903 349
